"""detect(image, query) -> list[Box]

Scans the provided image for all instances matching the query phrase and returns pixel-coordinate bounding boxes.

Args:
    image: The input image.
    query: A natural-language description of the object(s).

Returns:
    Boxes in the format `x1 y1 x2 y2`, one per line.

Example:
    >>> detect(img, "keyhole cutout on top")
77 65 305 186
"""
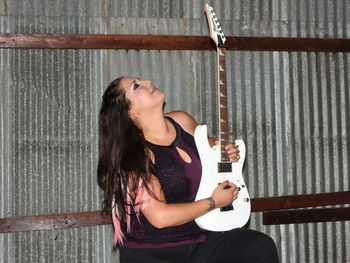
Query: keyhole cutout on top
176 147 192 163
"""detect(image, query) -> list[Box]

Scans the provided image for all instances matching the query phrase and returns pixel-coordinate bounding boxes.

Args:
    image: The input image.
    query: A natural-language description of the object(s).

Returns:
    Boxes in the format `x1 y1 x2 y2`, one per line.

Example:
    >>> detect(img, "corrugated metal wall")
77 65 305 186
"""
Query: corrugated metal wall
0 0 349 262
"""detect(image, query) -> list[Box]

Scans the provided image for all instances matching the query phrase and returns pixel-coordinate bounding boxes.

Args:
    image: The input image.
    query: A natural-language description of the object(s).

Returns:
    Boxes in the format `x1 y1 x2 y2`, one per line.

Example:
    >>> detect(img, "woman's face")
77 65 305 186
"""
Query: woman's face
120 77 165 117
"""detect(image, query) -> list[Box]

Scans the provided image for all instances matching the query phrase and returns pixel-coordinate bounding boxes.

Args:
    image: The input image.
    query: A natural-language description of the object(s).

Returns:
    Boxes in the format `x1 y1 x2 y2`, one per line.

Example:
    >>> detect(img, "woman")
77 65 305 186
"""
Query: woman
98 77 279 263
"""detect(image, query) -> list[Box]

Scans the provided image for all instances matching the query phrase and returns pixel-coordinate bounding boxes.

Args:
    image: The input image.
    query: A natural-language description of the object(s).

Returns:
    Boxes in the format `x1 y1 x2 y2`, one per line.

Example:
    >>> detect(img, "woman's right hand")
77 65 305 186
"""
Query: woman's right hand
211 181 239 208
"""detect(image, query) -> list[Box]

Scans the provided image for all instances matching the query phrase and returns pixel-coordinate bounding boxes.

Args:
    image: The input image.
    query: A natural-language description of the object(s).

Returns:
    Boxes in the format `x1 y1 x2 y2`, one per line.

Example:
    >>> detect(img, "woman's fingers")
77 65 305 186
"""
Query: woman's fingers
225 143 240 162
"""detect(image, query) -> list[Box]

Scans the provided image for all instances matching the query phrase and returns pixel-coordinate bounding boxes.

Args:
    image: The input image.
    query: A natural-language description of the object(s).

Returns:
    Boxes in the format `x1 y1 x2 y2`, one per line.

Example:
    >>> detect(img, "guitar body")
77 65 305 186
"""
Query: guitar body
194 125 251 231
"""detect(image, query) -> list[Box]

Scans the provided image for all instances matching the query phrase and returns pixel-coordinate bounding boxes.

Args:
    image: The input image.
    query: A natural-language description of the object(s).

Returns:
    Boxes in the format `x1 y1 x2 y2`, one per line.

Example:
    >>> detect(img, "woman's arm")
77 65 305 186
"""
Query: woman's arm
140 175 238 229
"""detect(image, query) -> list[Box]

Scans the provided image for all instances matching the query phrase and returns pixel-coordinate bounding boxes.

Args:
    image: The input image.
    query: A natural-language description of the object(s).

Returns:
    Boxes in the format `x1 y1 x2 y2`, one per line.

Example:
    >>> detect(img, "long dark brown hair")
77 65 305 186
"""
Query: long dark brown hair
97 77 156 222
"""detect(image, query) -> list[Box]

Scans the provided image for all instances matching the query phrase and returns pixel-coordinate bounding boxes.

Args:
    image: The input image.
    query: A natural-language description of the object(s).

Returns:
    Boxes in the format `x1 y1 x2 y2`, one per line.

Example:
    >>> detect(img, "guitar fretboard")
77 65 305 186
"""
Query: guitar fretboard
217 47 230 162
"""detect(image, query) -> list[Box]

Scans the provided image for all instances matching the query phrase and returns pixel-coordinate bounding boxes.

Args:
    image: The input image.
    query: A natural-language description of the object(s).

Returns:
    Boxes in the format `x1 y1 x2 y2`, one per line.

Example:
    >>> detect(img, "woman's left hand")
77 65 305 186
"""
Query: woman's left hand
225 143 240 163
211 138 240 163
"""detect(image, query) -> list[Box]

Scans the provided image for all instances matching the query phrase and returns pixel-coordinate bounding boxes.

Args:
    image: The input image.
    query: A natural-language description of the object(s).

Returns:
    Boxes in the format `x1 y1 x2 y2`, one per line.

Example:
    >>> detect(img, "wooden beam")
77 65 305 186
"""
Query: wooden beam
0 211 111 233
0 34 350 52
251 191 350 212
263 207 350 225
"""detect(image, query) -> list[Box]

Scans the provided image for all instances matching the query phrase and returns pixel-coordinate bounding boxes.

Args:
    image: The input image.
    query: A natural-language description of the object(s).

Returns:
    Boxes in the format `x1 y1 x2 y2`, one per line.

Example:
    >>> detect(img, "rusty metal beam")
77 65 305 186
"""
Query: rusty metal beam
1 34 350 52
251 191 350 212
0 211 111 233
1 191 349 233
263 207 350 225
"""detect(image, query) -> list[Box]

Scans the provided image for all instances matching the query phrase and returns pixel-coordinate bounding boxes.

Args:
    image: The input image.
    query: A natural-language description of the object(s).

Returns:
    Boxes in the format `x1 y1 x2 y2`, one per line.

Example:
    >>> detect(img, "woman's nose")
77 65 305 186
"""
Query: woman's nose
141 80 152 89
144 80 152 86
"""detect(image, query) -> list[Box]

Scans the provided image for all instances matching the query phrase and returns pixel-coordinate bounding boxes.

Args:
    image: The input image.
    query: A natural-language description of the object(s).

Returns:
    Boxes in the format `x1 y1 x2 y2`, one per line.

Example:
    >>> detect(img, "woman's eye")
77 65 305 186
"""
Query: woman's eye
133 83 140 90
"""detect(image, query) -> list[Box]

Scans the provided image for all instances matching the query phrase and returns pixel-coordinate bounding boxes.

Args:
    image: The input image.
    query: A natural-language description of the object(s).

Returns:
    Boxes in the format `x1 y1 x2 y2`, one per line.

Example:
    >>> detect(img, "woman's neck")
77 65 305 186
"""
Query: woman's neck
138 113 175 145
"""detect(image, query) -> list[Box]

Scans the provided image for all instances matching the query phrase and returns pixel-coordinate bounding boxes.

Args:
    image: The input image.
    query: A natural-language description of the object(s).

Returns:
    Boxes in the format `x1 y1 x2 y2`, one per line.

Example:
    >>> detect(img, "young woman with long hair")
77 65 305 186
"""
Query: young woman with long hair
97 77 279 263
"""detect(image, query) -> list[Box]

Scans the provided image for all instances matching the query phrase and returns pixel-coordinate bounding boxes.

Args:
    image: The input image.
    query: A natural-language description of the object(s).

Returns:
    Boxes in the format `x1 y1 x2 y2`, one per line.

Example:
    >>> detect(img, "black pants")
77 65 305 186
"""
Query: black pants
119 228 279 263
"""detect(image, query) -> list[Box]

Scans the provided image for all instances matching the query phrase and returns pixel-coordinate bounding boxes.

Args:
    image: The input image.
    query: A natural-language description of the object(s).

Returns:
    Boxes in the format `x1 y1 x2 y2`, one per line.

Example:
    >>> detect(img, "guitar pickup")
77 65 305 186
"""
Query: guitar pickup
218 162 232 173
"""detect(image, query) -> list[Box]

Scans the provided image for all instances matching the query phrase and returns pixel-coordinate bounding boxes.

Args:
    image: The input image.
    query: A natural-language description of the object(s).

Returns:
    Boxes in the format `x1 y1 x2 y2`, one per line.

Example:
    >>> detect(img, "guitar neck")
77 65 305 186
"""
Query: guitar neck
217 47 230 162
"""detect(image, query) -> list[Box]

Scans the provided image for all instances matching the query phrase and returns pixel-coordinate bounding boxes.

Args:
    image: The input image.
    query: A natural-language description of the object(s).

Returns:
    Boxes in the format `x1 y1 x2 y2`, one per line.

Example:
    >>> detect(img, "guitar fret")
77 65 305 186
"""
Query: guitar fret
220 111 228 116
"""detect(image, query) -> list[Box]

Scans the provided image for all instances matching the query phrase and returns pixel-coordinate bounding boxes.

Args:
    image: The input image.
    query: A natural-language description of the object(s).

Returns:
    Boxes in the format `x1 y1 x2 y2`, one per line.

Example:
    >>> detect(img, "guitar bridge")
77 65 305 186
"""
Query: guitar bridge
218 162 234 212
220 203 234 212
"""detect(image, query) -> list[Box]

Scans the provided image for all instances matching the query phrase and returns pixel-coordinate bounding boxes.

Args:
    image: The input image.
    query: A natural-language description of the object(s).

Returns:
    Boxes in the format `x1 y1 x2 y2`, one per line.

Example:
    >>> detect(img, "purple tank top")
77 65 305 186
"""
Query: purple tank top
122 117 207 248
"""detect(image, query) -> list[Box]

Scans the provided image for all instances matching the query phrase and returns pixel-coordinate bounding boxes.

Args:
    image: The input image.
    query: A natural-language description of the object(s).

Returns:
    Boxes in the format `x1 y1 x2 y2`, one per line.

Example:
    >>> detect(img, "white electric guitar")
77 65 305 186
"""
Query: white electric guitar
194 3 251 231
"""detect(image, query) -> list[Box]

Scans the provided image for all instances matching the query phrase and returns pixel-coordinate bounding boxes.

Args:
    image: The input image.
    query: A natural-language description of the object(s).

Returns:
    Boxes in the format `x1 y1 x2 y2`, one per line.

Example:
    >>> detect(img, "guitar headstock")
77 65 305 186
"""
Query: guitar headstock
204 3 226 48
